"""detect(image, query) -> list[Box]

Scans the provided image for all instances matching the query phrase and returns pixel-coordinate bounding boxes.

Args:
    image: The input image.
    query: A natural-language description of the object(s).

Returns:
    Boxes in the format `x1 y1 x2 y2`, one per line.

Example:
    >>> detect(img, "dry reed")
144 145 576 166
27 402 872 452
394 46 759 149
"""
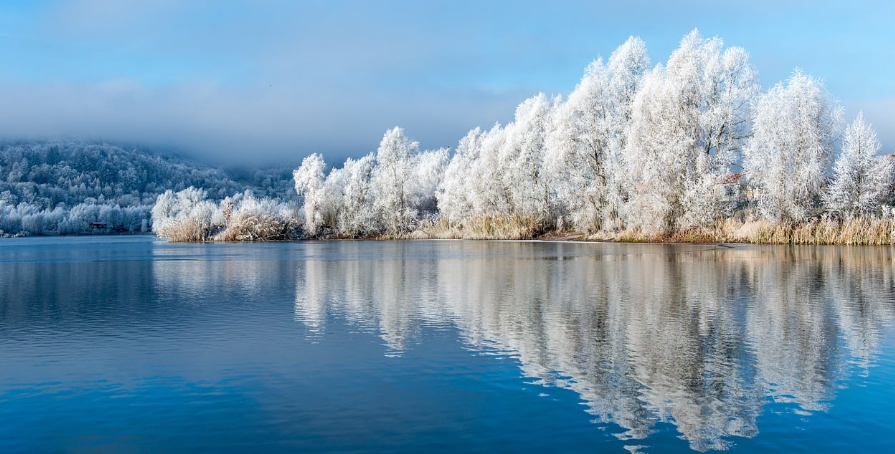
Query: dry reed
212 213 294 241
156 219 212 243
416 214 895 245
420 215 550 240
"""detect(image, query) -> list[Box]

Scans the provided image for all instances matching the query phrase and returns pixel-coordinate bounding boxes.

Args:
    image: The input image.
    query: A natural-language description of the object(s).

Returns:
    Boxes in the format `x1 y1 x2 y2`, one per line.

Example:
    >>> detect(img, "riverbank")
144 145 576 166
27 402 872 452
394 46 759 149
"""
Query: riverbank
405 216 895 246
15 217 893 246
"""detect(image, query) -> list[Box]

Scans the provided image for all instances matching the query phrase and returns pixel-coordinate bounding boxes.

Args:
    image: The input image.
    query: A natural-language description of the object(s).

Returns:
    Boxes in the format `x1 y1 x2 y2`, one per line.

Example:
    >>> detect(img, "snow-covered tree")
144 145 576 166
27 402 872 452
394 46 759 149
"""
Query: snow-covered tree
744 70 842 223
293 153 327 235
337 153 377 236
824 112 893 214
151 188 298 242
437 124 512 225
469 125 510 218
410 148 449 217
546 36 650 232
215 191 295 241
626 30 757 232
151 187 219 241
500 93 558 224
437 128 483 225
372 127 420 234
293 152 377 238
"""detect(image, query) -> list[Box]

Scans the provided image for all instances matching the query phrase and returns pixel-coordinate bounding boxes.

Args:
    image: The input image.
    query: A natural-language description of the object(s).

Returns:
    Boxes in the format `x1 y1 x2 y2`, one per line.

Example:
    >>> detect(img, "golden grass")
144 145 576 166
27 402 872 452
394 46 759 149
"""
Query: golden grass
420 215 550 240
212 213 293 241
162 211 895 245
160 215 295 242
732 216 895 245
156 219 212 243
415 215 895 245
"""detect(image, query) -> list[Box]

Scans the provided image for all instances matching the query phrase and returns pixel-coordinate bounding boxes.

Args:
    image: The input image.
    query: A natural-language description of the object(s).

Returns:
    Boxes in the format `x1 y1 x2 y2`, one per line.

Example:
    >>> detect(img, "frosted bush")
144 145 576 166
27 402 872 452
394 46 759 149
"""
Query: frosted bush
215 192 295 241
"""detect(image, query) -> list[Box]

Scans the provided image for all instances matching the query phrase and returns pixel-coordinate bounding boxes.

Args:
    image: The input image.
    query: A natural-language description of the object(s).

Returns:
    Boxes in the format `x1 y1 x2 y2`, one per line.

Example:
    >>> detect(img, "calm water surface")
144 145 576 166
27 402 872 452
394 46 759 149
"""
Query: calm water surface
1 237 894 453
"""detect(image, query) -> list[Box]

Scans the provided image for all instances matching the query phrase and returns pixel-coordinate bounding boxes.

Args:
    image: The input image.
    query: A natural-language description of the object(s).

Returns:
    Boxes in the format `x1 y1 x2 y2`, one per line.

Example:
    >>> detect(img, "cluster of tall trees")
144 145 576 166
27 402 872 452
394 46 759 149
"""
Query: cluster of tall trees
295 30 893 238
294 129 448 237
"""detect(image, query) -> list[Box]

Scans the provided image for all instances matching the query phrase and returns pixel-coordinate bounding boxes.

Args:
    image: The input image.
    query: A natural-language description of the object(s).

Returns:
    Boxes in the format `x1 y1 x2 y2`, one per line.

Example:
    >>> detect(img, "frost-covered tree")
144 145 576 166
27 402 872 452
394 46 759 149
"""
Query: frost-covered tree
151 188 297 242
626 30 757 232
744 70 842 223
293 153 327 235
824 113 893 215
262 31 892 241
438 124 512 225
410 148 449 217
214 191 295 241
500 93 558 223
372 127 420 234
437 128 483 225
469 125 510 218
293 152 377 237
292 131 446 237
546 36 650 232
0 199 150 236
685 39 757 226
151 187 219 241
336 153 377 236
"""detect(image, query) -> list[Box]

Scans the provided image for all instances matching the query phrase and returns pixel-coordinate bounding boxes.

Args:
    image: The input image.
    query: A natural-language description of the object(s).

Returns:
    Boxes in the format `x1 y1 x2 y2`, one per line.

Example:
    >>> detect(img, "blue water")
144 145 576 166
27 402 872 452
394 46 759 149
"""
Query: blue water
1 237 894 453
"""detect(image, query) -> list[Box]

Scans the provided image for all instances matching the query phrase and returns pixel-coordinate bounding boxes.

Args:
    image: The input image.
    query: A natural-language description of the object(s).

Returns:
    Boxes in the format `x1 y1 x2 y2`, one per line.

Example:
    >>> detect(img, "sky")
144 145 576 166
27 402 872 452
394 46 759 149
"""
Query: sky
0 0 893 166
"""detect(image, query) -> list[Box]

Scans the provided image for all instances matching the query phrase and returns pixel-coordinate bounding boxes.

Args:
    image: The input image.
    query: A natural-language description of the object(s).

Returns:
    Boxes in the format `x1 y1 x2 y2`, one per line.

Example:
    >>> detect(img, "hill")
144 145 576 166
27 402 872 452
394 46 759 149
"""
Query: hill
0 140 295 236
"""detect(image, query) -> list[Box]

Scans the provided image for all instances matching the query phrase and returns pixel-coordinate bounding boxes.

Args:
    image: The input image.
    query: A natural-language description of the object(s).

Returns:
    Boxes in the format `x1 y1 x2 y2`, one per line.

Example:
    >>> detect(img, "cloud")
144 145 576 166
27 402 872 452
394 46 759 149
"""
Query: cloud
0 1 551 165
1 0 892 165
0 77 526 166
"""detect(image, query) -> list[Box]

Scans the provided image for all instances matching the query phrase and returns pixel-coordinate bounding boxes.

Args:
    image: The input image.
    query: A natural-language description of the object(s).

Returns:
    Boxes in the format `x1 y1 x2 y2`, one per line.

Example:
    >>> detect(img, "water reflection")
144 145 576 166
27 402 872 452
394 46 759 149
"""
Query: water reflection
293 242 895 452
294 242 443 355
2 239 893 452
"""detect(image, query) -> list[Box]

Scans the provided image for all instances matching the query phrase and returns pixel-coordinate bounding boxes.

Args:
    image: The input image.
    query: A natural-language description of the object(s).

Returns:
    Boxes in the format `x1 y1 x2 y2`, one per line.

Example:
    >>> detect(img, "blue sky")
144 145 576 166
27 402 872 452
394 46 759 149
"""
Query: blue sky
0 0 892 165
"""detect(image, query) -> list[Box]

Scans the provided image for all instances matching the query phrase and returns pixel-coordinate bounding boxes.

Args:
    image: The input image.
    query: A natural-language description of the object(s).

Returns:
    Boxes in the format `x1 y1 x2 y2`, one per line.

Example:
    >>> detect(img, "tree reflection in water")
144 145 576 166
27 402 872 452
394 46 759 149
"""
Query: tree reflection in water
294 242 895 452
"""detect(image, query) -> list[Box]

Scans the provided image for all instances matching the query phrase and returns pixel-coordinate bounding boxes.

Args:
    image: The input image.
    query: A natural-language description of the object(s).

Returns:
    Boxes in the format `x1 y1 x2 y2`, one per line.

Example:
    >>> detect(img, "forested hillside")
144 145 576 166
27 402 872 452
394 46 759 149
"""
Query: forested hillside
0 141 295 236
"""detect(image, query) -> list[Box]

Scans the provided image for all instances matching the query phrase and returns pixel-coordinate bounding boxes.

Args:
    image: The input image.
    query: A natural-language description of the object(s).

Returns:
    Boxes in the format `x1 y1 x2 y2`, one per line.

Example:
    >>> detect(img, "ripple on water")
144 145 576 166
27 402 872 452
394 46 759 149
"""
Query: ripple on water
1 238 895 453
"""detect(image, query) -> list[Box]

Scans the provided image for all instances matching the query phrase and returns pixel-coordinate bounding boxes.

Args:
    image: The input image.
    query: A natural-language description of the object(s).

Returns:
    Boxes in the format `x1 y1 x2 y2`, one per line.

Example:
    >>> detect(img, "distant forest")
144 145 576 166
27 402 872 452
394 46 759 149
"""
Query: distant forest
0 141 295 236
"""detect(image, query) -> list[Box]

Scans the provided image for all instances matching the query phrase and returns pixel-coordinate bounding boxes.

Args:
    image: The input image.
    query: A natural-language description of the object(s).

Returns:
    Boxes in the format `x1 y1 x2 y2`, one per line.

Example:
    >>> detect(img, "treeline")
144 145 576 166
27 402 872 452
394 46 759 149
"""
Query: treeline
142 30 894 243
150 126 449 242
281 30 894 243
0 141 296 236
7 32 892 242
0 202 151 237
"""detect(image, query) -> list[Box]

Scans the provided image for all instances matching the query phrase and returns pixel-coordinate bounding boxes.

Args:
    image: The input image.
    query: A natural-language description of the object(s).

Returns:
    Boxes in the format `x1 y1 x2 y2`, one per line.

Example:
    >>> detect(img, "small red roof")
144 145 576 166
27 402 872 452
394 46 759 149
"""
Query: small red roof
718 173 742 184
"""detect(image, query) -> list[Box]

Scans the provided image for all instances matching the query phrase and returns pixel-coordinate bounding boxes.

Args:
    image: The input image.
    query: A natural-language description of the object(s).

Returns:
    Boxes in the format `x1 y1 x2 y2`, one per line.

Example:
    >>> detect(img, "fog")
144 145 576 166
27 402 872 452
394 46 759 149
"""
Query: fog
0 79 523 166
0 0 892 166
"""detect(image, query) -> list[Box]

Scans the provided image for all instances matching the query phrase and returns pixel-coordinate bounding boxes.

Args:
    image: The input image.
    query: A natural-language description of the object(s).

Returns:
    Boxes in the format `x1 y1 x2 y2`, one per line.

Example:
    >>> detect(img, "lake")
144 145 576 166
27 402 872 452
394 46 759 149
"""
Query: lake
1 237 894 453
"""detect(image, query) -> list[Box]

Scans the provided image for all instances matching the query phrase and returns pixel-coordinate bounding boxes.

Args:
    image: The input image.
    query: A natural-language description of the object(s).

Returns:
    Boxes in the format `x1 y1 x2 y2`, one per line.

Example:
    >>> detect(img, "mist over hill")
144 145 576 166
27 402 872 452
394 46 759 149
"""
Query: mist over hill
0 140 296 236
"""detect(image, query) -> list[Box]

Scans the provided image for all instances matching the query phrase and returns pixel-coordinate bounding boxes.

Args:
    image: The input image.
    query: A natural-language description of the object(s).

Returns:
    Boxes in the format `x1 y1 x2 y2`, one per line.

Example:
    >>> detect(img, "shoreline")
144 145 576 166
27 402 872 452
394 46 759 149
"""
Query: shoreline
5 233 893 247
8 218 895 246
